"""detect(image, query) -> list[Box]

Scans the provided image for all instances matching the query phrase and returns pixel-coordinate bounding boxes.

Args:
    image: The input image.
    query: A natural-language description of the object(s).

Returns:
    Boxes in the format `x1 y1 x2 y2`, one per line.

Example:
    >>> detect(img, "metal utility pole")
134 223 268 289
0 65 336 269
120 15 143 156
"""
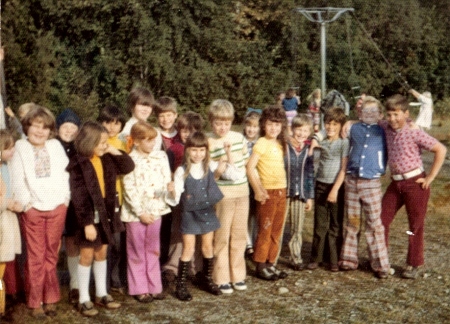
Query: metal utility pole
295 7 354 98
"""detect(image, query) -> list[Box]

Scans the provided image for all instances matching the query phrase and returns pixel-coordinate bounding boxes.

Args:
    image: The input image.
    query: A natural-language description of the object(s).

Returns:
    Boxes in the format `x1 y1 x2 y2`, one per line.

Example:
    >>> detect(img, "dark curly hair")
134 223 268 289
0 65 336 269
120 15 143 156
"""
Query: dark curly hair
259 106 288 154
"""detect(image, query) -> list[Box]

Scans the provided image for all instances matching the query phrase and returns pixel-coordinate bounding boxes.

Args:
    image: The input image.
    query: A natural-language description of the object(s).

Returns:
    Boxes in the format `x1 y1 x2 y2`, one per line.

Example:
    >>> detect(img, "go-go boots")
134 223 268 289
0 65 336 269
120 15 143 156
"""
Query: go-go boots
199 257 222 296
176 260 192 301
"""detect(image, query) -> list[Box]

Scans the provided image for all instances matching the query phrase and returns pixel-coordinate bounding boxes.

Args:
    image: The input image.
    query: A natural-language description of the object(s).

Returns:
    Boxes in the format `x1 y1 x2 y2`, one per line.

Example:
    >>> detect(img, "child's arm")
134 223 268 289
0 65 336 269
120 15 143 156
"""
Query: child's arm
416 141 447 189
327 156 348 203
305 199 313 211
246 152 269 204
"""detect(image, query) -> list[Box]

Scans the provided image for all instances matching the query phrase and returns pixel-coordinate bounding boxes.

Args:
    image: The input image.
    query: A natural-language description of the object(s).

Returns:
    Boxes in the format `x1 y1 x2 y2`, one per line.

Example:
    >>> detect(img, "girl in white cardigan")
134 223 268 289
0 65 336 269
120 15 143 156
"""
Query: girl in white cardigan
10 106 70 318
121 121 174 303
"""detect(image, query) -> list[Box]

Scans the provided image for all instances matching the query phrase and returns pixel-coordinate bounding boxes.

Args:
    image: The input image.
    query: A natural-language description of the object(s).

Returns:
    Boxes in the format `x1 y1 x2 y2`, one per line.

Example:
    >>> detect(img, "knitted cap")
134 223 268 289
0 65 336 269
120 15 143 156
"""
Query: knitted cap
56 108 81 129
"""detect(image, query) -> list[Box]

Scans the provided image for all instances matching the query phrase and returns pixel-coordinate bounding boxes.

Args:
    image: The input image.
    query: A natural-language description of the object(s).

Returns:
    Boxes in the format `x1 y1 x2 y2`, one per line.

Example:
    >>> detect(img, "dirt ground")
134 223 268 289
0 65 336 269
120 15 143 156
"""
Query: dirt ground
4 138 450 324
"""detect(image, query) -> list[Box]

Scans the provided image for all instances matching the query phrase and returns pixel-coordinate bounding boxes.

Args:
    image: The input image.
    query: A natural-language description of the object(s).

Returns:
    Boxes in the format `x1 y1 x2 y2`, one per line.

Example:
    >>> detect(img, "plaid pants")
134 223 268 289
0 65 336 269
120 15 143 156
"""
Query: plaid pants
340 176 390 272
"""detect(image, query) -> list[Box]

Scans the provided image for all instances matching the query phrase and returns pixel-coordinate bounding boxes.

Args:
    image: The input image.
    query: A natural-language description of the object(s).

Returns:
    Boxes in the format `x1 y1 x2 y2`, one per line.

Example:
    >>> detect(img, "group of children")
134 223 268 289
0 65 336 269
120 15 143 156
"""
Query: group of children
0 88 446 319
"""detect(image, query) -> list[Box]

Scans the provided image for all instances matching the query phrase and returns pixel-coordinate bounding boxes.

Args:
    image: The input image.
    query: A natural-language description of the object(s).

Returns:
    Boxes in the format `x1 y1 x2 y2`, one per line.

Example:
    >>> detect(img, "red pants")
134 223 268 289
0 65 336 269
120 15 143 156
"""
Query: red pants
253 189 287 264
21 205 66 308
381 173 429 267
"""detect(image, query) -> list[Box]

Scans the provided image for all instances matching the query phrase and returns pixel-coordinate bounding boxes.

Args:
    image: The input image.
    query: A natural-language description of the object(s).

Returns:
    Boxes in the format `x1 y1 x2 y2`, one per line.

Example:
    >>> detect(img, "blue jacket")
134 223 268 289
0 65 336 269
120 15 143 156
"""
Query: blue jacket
284 141 314 199
347 122 387 179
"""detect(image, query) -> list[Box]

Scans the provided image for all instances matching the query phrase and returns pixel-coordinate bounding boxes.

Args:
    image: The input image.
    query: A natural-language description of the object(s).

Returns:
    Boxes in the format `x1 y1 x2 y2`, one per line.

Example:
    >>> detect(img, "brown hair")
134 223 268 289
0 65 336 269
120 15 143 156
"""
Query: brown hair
259 106 287 154
183 132 210 179
324 107 347 126
130 121 157 141
21 105 56 139
176 111 204 132
154 96 178 116
385 94 409 112
0 129 15 152
126 87 155 115
75 121 107 157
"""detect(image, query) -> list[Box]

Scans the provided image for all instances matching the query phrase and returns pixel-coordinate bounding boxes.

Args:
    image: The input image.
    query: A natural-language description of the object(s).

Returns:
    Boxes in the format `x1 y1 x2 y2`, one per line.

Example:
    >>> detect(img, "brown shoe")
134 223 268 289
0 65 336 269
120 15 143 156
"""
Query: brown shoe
330 264 339 272
307 262 319 270
44 303 57 317
68 289 79 304
31 307 46 319
376 271 389 279
95 294 121 309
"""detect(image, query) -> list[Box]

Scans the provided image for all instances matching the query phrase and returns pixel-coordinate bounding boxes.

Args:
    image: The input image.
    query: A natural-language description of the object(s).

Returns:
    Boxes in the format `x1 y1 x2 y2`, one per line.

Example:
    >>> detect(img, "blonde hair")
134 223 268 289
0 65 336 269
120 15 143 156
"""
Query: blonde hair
130 121 157 141
291 114 313 130
18 102 37 119
208 99 234 123
183 132 210 179
361 96 383 113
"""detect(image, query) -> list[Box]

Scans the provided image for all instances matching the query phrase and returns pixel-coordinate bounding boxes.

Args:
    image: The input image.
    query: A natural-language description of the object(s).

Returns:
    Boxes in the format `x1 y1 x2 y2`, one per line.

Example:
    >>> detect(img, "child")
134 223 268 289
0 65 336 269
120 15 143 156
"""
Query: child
10 106 70 318
119 87 162 151
307 88 321 132
379 94 446 279
97 105 128 295
67 121 134 317
246 106 288 281
339 96 390 279
162 111 204 285
154 96 179 265
155 96 178 150
242 108 261 258
0 130 22 318
307 107 348 272
172 131 239 301
208 99 249 293
55 108 82 304
408 89 433 130
282 87 301 134
283 114 314 271
121 121 173 303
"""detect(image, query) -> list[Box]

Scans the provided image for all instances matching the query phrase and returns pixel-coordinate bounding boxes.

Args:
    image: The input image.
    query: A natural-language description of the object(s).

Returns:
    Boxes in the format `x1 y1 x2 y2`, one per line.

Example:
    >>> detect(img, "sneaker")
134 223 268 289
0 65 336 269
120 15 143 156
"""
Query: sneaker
218 283 233 294
268 266 288 279
232 281 247 291
95 294 121 309
78 301 99 317
402 266 418 279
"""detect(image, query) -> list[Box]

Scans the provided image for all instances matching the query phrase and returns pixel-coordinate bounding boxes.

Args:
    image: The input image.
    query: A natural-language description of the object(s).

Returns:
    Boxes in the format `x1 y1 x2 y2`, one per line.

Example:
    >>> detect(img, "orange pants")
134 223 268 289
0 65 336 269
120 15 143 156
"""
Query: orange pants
253 189 287 264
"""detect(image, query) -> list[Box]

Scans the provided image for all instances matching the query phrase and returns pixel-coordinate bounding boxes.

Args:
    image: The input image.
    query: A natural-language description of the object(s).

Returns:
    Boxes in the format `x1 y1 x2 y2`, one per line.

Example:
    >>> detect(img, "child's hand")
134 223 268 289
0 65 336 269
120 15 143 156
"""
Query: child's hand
215 160 227 178
5 106 15 118
85 224 97 242
7 200 23 213
327 190 338 203
340 121 355 138
223 141 231 154
140 214 155 224
167 181 175 193
305 199 313 211
255 190 269 204
105 144 122 156
308 139 320 156
416 176 433 190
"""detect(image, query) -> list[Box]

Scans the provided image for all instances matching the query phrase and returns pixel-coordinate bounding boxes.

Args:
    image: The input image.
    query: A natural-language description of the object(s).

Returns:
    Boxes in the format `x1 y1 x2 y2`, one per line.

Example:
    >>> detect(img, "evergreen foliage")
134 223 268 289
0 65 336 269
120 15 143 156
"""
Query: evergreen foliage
1 0 449 120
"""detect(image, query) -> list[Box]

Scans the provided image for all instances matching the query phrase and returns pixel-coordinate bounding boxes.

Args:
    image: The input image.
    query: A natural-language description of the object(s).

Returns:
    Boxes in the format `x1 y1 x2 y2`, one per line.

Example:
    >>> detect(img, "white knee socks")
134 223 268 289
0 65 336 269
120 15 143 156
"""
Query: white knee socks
93 260 107 298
